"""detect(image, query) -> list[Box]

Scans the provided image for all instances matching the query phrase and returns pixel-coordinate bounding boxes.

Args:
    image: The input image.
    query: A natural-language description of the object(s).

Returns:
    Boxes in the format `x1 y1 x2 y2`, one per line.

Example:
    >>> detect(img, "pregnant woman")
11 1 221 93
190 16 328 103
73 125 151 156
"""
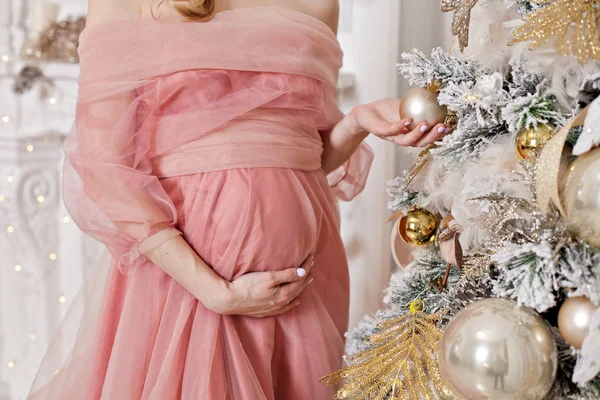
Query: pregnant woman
28 0 451 399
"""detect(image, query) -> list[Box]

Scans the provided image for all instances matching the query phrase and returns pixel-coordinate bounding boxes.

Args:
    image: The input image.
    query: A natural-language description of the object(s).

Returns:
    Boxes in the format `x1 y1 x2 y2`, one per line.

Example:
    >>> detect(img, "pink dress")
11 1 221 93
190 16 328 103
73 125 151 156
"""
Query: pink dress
28 7 373 400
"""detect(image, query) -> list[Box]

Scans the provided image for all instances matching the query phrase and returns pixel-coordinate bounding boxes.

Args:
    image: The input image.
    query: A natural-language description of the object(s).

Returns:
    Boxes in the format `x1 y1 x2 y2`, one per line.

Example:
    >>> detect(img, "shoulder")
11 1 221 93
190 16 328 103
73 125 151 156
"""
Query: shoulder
308 0 339 34
85 0 146 26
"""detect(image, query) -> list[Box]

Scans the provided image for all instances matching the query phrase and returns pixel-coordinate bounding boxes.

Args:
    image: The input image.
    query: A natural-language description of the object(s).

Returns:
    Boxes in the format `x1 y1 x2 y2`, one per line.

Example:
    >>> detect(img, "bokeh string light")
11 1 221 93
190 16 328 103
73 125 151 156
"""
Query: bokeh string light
1 6 84 391
1 168 68 380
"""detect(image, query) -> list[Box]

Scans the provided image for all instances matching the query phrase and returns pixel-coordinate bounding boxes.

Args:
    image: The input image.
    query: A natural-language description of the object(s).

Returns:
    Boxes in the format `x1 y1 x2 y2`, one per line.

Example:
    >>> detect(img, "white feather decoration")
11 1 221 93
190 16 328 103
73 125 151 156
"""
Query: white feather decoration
460 0 516 72
454 135 530 250
406 135 529 252
573 307 600 384
574 96 600 155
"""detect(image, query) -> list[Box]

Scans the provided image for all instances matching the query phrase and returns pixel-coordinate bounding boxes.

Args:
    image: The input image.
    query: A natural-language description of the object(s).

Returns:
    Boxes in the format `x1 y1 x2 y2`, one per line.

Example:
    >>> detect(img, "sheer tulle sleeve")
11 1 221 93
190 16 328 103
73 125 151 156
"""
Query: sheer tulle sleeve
62 83 182 274
326 141 374 201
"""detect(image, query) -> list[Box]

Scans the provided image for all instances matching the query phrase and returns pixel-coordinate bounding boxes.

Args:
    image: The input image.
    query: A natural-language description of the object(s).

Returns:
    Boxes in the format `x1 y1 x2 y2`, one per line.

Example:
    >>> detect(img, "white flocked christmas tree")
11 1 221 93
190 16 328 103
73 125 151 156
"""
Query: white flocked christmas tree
322 0 600 399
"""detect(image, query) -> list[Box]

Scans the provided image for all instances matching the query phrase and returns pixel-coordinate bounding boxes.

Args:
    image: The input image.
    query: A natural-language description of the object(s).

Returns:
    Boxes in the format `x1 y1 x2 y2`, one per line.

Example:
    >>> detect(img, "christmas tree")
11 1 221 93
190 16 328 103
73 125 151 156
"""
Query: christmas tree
322 0 600 399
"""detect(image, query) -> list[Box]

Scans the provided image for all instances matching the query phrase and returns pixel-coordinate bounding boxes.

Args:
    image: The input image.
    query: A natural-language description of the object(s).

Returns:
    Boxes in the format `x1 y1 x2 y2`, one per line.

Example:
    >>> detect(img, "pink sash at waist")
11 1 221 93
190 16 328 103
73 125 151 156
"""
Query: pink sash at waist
150 116 324 178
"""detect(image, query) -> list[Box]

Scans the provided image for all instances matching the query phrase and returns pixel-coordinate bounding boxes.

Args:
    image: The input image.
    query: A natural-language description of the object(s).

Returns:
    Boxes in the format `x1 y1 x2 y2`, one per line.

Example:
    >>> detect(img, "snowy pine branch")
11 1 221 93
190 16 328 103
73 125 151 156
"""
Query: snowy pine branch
387 174 421 213
383 250 458 314
502 95 565 134
557 243 600 304
509 0 545 15
430 120 506 166
398 47 480 88
492 241 558 312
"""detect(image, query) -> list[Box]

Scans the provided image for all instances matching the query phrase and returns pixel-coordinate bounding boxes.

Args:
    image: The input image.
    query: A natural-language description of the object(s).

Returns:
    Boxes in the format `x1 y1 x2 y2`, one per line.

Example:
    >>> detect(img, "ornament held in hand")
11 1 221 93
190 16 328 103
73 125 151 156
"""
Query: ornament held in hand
439 298 557 399
398 207 438 247
515 124 555 162
398 87 448 131
562 147 600 250
558 296 599 349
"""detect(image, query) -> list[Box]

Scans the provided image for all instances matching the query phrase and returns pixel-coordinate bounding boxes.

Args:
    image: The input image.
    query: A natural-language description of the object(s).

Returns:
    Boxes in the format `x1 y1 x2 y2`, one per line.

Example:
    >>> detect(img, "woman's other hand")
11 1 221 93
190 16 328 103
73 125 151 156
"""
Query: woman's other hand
203 254 315 317
348 98 453 147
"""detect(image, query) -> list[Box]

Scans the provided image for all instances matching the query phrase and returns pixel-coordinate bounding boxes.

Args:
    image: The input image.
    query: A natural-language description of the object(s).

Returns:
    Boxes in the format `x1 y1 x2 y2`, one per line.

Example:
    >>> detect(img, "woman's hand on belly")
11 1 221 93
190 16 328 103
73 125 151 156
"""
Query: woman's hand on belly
204 254 315 317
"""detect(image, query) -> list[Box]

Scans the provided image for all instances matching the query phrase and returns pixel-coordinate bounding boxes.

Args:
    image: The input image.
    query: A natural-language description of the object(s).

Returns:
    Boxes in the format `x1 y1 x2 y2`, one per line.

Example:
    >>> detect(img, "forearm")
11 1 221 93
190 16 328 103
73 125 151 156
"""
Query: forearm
321 110 369 174
141 234 230 309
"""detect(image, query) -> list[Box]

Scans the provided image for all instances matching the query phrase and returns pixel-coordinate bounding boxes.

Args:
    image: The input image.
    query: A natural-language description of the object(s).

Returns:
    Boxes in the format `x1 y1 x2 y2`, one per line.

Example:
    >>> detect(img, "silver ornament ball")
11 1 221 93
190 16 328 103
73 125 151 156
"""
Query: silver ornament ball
558 296 599 349
398 87 448 130
562 146 600 250
439 298 557 399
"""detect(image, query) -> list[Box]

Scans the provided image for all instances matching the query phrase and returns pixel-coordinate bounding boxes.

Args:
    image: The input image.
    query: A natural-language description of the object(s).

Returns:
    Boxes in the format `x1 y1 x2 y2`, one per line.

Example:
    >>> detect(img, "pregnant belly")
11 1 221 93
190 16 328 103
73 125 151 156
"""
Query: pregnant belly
160 168 329 280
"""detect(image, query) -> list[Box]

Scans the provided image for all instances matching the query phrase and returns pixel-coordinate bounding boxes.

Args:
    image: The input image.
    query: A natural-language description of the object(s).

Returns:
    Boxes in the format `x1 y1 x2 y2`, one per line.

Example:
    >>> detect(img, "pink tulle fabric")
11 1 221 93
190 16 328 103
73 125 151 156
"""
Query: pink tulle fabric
28 7 373 400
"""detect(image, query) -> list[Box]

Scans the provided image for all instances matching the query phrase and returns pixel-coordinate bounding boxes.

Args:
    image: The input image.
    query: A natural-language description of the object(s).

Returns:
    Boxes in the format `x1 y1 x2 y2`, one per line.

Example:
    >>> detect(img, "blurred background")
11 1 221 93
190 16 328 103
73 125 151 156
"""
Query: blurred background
0 1 450 398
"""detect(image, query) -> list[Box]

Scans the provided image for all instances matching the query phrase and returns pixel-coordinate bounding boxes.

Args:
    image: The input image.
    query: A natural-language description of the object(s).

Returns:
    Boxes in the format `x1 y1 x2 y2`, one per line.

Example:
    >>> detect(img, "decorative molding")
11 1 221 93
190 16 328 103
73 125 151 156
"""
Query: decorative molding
0 133 65 399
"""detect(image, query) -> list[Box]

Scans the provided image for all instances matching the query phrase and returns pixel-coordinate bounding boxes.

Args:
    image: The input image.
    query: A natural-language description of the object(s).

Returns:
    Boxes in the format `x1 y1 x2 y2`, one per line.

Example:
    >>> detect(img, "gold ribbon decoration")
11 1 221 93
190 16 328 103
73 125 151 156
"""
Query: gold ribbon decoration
536 105 590 215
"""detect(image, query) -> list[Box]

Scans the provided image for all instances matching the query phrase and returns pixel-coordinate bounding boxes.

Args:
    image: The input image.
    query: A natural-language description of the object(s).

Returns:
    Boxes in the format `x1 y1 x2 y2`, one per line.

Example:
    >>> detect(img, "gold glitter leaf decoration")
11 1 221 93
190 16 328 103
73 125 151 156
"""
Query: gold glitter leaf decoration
440 0 480 52
509 0 600 63
320 300 453 400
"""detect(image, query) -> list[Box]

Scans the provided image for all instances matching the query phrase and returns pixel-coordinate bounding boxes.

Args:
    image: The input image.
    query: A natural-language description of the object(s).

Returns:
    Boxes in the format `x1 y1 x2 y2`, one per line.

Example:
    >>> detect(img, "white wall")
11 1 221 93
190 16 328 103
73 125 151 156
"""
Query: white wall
337 0 399 329
338 1 453 328
392 2 453 269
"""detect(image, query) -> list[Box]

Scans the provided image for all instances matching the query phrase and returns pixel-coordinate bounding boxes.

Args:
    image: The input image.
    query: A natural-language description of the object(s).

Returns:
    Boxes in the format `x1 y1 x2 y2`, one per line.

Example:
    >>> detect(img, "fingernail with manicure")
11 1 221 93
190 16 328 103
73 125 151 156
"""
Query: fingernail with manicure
444 127 452 133
437 126 446 133
420 124 429 133
404 120 412 127
297 268 306 277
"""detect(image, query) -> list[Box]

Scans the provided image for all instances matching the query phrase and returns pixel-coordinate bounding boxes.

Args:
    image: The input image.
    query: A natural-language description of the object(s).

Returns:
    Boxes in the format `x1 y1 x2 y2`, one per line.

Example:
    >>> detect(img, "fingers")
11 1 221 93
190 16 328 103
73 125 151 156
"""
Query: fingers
390 122 452 147
300 253 316 276
259 299 302 317
389 122 430 146
280 276 314 304
244 278 310 318
413 123 452 147
267 253 315 287
376 118 413 136
254 277 313 317
268 268 302 287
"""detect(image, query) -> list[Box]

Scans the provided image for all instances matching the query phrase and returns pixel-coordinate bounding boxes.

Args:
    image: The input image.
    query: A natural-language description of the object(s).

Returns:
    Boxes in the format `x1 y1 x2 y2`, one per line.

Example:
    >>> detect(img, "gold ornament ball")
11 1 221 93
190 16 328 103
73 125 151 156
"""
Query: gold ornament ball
515 125 555 161
562 147 600 249
398 207 437 246
391 218 411 269
439 298 557 400
399 87 448 130
558 296 599 349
